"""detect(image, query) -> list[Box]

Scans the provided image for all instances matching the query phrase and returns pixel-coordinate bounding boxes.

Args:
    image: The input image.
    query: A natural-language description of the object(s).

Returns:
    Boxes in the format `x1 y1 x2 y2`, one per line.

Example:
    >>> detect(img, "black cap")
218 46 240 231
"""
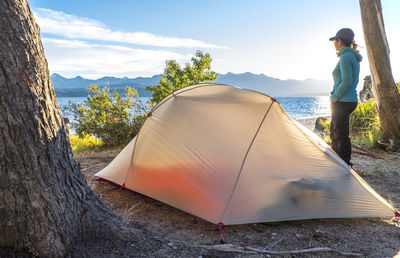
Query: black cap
329 28 354 42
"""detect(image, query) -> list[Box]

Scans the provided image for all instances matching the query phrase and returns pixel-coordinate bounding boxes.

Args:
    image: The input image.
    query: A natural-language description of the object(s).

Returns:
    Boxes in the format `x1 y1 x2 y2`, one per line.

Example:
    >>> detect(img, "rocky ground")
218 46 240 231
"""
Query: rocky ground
72 118 400 257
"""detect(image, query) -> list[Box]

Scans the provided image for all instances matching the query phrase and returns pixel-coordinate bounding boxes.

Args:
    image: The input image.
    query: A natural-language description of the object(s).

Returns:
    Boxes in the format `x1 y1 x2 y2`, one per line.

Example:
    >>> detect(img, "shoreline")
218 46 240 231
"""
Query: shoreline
295 115 331 130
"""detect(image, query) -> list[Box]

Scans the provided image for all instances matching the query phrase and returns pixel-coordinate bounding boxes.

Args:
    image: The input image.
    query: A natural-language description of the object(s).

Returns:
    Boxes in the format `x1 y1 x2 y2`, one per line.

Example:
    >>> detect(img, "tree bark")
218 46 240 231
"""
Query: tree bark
359 0 400 139
0 1 125 256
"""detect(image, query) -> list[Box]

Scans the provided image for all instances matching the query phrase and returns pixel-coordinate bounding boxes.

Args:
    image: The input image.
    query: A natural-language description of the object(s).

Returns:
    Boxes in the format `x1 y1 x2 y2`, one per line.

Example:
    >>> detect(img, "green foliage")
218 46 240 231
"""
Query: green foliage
358 170 373 177
199 242 214 246
372 164 385 176
69 134 103 152
359 163 385 177
349 99 383 148
317 118 330 135
64 84 147 146
320 119 330 132
350 99 379 135
146 50 219 104
315 117 331 144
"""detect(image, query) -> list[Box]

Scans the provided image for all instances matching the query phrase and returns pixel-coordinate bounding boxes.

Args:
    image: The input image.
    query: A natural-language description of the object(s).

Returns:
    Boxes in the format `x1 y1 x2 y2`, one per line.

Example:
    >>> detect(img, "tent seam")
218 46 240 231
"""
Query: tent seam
150 83 275 114
150 84 216 114
219 101 275 223
129 83 275 182
125 83 278 199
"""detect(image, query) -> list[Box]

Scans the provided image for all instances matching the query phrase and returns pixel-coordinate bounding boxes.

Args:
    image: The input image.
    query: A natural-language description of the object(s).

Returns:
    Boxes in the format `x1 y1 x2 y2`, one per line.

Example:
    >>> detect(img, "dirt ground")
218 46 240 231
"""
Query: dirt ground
74 126 400 257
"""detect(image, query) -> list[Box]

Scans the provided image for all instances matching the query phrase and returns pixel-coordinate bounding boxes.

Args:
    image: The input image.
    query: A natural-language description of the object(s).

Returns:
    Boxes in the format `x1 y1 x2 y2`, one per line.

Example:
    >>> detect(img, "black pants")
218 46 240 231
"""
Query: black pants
330 102 358 165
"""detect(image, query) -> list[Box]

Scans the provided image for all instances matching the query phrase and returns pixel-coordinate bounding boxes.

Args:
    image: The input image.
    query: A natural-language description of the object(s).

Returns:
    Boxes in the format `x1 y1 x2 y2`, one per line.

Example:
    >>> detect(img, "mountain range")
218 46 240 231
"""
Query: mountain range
51 72 331 97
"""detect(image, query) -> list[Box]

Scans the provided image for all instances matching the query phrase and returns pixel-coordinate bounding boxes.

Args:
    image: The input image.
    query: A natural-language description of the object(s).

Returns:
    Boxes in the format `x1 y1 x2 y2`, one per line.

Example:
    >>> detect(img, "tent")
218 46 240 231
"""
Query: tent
95 84 398 225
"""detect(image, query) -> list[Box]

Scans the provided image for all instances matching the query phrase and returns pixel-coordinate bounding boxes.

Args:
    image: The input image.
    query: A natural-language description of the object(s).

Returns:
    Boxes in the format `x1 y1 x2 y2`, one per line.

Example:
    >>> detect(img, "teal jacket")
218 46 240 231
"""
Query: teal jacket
330 47 362 102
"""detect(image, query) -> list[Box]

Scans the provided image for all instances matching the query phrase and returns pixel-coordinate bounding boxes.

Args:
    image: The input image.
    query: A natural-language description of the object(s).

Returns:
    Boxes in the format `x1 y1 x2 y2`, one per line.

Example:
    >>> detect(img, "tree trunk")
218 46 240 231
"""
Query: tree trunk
0 1 125 256
359 0 400 139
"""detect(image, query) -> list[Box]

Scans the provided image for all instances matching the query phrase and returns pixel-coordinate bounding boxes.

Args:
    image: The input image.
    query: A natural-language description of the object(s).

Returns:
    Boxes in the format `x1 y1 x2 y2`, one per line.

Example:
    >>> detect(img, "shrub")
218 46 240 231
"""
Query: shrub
318 118 332 144
350 99 379 135
64 85 147 146
349 99 382 148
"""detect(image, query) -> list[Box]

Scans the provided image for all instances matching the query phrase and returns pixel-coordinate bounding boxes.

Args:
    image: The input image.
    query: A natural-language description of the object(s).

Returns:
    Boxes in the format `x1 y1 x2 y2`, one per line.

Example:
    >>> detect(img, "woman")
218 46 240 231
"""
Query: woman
329 28 362 167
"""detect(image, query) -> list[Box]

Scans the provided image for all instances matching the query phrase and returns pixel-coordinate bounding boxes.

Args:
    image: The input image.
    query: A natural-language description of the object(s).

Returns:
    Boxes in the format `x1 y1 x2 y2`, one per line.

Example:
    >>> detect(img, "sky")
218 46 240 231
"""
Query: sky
29 0 400 83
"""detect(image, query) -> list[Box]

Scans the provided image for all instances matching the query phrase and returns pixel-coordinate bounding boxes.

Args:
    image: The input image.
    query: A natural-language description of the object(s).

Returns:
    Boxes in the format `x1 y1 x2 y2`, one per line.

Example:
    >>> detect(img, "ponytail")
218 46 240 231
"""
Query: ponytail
351 40 358 51
341 38 359 52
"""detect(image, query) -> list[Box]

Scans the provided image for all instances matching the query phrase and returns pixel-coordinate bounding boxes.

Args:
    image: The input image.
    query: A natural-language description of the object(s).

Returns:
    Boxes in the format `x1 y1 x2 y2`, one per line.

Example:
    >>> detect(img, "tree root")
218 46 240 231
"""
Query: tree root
202 244 364 256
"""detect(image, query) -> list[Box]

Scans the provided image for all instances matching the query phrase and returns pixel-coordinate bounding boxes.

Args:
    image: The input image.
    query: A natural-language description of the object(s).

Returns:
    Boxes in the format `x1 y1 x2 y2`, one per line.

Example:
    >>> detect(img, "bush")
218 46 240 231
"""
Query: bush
350 99 382 148
64 85 147 146
316 118 331 144
350 99 379 135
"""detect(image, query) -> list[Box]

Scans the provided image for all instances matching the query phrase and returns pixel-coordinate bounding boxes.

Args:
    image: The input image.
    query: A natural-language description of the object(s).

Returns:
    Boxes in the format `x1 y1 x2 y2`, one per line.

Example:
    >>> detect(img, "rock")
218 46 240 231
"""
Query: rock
313 229 323 238
295 233 303 239
359 75 374 102
314 117 329 137
377 139 397 152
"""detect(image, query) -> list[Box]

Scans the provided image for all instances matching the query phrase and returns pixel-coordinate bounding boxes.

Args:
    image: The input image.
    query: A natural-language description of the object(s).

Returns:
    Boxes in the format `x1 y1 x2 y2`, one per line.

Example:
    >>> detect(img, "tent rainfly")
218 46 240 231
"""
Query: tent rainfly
95 84 399 225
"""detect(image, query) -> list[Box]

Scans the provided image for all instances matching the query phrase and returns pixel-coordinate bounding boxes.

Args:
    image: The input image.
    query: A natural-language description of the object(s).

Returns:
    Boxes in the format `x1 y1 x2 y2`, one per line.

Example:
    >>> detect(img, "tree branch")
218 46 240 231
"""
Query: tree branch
202 244 364 256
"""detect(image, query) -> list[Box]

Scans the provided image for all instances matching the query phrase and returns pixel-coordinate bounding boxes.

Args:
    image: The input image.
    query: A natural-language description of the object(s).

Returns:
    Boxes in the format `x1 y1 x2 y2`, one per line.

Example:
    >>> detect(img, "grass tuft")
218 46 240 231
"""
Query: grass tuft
69 134 103 153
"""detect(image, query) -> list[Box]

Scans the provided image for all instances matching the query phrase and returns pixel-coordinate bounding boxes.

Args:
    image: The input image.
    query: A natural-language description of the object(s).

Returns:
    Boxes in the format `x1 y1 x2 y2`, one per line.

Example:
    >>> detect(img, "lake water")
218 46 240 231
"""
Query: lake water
276 96 331 119
57 96 331 122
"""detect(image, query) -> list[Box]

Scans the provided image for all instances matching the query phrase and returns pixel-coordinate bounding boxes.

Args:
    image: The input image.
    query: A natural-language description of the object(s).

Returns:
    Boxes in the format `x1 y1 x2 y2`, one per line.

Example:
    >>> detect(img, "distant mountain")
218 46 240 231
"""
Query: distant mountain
50 73 162 89
51 73 330 97
216 72 331 97
51 73 161 97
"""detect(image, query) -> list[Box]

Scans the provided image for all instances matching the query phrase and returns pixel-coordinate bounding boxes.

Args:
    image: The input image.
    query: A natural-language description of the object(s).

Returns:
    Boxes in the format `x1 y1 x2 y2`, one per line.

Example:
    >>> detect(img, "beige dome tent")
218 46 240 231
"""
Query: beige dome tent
95 84 398 225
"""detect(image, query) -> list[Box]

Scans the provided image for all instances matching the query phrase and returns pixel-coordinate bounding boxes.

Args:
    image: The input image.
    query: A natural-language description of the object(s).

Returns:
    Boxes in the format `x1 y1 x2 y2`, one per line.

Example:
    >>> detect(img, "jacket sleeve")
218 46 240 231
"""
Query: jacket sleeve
330 55 353 102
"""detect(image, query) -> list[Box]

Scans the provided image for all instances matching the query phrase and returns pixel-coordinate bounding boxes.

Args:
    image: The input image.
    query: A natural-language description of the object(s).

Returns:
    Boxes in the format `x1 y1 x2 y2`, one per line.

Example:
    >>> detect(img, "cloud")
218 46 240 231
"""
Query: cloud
33 8 227 49
42 38 192 78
